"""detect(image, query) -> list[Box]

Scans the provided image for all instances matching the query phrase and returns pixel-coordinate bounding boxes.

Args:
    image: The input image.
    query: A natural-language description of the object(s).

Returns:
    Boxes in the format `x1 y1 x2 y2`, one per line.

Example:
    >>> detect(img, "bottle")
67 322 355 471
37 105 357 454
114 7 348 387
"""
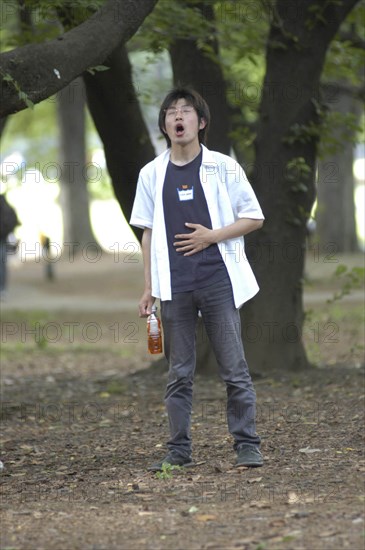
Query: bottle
147 305 162 354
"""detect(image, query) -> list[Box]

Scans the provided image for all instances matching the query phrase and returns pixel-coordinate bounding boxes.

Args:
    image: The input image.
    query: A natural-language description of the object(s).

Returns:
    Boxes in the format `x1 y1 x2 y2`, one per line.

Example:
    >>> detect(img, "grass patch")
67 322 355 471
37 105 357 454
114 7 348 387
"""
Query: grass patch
104 380 128 395
1 309 144 354
303 303 364 367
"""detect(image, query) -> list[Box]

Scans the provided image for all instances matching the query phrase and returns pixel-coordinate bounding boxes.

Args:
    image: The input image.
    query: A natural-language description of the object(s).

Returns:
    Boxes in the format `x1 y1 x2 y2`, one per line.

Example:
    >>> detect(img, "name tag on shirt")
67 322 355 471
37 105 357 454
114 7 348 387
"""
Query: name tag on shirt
177 185 194 201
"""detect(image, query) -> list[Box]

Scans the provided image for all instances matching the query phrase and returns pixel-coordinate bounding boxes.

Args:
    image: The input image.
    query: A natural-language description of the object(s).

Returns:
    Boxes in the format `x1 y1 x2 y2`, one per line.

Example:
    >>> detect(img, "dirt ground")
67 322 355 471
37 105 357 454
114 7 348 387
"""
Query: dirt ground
0 251 364 550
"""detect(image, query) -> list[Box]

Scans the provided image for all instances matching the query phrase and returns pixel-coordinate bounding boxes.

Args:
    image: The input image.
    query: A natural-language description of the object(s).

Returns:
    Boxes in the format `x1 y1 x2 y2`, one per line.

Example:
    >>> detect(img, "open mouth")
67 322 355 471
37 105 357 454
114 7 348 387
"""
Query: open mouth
175 124 185 137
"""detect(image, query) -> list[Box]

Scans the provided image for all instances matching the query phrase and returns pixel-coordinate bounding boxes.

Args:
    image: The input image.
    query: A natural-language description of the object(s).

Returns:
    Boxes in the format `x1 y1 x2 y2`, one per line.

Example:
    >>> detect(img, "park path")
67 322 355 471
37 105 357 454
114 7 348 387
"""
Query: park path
1 282 138 312
1 252 142 313
1 251 364 312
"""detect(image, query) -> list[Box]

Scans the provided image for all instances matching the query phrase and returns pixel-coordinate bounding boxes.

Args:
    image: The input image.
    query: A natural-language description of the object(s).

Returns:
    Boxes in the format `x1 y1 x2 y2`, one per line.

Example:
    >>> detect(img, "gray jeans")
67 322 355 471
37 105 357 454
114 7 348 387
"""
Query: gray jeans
161 275 261 459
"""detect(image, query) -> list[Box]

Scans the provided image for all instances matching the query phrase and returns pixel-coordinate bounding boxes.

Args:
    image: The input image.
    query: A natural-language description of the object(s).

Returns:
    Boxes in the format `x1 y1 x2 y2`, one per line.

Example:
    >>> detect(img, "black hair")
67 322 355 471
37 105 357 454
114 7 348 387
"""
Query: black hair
158 87 210 147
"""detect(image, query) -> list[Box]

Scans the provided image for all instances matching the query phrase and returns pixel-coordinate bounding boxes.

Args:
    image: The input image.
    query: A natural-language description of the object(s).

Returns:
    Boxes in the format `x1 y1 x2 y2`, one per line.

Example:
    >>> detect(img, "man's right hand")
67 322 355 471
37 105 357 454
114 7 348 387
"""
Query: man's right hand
138 291 155 318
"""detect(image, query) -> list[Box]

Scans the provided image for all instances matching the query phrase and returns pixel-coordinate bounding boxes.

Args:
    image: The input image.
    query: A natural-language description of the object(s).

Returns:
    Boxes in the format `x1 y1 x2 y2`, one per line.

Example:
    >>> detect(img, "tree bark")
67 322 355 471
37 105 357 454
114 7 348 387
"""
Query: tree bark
169 1 231 154
0 118 7 139
83 44 155 244
0 0 158 116
18 0 34 35
57 78 98 249
316 88 360 253
243 0 360 371
168 0 233 373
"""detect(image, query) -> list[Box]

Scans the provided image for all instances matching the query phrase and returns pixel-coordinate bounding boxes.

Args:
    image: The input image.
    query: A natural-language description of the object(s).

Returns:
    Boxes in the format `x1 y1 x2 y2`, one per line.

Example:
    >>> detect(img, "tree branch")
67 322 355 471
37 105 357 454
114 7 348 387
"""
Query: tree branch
0 0 158 117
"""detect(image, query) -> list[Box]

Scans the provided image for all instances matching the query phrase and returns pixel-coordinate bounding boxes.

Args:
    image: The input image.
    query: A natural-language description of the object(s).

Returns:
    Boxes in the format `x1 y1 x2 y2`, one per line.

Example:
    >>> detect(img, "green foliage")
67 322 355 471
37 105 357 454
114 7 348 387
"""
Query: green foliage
1 96 58 170
282 89 362 160
324 38 365 86
87 174 114 201
323 2 365 86
129 49 172 108
318 0 365 154
283 121 322 146
129 0 212 53
18 313 50 349
0 0 103 51
285 202 311 227
155 462 182 480
1 93 112 200
318 110 362 158
306 0 345 31
215 0 267 154
104 380 127 395
303 300 364 367
328 264 365 304
285 157 311 193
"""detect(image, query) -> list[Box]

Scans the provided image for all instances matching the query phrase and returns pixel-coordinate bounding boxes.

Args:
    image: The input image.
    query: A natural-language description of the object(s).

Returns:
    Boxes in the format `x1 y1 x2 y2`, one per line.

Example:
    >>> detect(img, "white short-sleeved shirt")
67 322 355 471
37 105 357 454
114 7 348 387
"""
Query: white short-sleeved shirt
130 144 264 308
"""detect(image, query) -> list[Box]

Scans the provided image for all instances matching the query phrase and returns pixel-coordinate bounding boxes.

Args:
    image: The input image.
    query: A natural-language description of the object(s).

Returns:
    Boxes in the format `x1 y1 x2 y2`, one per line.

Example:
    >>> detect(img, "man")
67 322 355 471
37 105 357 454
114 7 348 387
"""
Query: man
130 87 265 471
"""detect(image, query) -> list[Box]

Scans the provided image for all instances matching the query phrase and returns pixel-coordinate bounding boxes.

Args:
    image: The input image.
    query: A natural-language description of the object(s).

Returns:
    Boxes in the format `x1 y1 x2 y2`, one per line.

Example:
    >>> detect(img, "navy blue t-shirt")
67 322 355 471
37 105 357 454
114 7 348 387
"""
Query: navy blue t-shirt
162 149 228 293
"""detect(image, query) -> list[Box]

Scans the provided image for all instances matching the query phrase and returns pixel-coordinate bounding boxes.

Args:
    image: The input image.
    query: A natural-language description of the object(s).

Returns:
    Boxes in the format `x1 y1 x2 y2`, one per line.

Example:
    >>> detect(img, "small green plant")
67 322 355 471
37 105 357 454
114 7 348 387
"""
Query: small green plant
105 380 127 395
285 156 311 193
155 463 181 480
36 324 48 349
328 264 364 304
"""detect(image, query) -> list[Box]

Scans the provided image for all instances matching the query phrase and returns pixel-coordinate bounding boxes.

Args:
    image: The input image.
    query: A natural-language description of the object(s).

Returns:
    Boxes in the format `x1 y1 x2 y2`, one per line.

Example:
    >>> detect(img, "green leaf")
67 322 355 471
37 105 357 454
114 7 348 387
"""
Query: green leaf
335 264 348 277
91 65 110 72
291 183 309 193
24 97 35 110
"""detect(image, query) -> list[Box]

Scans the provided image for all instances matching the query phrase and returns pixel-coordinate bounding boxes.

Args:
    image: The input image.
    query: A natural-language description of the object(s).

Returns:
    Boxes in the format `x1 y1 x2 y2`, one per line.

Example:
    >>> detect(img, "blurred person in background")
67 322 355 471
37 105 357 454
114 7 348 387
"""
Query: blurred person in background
0 193 20 300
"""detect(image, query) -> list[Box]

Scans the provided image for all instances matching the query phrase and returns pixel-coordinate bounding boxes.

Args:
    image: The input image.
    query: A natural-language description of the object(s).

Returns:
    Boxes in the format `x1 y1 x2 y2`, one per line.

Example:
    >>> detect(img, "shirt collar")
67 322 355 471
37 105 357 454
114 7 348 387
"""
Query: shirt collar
157 144 216 168
201 144 217 165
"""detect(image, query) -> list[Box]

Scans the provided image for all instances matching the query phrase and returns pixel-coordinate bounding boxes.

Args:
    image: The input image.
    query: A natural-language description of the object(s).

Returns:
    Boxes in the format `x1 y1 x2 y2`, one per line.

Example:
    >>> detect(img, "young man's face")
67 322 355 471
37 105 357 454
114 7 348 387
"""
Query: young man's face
163 98 206 148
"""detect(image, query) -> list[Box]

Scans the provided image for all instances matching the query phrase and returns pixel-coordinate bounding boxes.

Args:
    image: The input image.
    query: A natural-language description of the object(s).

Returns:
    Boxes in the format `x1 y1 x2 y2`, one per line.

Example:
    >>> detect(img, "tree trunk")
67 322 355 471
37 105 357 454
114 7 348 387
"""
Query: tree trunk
57 78 97 248
18 0 34 35
0 0 158 116
168 0 233 373
83 44 155 244
169 1 231 154
316 88 360 252
0 118 7 139
243 0 360 372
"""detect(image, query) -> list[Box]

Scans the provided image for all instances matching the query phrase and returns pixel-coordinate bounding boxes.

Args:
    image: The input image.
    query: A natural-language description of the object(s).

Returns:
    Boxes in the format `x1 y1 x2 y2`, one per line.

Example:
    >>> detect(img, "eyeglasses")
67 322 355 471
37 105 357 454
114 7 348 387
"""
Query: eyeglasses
165 106 194 118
